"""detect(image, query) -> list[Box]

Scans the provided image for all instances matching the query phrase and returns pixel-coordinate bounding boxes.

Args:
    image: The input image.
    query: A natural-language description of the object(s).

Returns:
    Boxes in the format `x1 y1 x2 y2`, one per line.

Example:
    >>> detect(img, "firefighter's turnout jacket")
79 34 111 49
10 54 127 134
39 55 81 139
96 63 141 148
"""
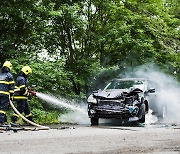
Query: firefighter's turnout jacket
11 73 32 122
14 75 30 100
0 68 14 123
0 69 14 97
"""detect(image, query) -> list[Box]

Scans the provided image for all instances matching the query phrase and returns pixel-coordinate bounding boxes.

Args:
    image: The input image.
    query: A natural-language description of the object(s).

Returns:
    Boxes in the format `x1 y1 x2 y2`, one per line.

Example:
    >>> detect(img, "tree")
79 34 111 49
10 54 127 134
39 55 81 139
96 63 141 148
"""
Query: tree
0 0 49 63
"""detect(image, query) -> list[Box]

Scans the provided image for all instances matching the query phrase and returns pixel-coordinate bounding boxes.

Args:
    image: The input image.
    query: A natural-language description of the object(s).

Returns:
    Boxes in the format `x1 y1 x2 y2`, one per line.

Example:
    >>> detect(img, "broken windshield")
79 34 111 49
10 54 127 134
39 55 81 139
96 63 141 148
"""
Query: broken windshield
104 80 144 90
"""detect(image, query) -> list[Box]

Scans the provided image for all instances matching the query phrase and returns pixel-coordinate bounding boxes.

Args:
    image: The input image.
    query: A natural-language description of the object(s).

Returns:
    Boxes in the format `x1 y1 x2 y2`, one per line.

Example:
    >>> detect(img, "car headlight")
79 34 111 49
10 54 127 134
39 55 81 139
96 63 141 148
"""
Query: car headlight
87 95 97 104
90 109 96 114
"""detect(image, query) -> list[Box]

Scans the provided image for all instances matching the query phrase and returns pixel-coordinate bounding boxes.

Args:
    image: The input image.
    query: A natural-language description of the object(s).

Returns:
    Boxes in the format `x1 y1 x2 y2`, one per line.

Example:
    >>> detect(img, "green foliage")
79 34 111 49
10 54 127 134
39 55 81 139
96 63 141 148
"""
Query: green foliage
31 108 59 124
29 60 73 95
0 0 46 61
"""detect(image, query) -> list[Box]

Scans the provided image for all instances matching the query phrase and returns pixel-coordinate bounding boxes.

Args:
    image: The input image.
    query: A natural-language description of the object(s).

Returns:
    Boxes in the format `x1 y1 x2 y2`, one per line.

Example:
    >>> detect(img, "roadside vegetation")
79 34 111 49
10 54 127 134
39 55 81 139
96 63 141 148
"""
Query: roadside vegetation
1 0 179 124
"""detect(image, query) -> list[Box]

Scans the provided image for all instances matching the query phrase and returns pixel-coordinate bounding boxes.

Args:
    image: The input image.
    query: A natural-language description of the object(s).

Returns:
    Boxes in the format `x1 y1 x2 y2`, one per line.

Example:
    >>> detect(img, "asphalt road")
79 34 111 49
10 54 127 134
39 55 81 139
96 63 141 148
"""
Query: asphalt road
0 122 180 154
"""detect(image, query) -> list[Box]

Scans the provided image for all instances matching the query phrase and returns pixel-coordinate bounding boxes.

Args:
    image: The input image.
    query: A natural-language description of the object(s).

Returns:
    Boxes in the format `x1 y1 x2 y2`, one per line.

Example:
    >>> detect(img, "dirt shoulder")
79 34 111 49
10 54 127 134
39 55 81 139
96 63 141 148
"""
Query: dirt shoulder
0 124 180 154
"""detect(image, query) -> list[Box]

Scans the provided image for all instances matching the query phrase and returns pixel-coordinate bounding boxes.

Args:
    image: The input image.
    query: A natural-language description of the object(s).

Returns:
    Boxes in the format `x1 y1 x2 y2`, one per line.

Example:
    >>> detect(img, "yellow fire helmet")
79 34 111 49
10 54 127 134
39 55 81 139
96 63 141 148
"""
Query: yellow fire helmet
3 61 12 70
21 66 32 75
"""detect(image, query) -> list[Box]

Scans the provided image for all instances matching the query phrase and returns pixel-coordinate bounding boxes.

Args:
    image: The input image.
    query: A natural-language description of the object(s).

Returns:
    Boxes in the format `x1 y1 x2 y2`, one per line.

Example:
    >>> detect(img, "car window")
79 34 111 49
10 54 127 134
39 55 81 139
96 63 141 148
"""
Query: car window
104 79 145 90
105 80 135 89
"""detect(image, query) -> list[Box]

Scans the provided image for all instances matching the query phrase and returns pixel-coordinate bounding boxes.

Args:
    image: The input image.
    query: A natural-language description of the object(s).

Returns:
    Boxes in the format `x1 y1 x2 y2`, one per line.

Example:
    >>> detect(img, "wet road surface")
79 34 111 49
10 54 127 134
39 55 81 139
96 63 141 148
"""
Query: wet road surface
0 121 180 154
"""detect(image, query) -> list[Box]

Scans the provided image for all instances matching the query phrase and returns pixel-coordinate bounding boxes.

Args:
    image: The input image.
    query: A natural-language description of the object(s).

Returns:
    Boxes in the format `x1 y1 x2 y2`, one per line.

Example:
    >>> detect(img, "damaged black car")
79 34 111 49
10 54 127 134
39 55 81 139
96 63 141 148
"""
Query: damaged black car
87 78 155 126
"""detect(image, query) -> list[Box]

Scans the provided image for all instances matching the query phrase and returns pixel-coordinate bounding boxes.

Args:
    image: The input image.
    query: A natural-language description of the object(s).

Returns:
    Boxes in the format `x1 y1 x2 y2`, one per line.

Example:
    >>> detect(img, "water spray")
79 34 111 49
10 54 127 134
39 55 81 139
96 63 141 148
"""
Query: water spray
36 93 86 114
34 92 89 124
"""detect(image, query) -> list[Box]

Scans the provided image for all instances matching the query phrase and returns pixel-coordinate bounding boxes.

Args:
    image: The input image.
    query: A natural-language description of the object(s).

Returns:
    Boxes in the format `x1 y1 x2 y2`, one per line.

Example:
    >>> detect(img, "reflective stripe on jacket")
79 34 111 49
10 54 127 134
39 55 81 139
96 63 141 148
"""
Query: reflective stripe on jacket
0 110 6 114
0 71 14 97
14 75 29 100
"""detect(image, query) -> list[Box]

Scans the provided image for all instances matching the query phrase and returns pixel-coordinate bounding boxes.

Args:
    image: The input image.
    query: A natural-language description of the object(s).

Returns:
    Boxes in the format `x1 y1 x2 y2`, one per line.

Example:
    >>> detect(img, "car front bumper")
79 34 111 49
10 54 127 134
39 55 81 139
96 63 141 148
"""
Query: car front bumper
88 106 129 119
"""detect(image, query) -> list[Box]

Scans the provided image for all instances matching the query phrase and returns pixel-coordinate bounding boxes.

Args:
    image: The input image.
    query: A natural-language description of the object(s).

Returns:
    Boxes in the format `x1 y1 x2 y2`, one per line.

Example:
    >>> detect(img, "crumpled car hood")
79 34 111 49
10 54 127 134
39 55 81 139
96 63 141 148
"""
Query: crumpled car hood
93 89 128 99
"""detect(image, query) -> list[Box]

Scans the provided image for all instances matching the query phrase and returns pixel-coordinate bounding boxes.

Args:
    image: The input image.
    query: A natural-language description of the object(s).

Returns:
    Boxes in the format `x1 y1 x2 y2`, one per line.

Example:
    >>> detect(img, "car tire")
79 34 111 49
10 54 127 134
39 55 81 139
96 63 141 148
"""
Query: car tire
138 104 145 123
144 100 149 113
91 117 99 126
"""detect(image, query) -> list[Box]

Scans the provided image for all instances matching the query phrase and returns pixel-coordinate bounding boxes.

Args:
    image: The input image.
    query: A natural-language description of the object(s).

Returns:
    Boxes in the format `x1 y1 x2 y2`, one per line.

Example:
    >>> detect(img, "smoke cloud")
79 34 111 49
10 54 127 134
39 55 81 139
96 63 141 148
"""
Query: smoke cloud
59 109 90 125
124 64 180 123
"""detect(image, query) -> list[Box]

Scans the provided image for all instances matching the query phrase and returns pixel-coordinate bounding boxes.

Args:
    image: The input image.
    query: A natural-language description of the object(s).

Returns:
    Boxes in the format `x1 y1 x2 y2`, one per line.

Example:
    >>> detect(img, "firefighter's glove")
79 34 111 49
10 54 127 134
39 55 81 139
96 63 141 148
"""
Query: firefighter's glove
30 91 36 96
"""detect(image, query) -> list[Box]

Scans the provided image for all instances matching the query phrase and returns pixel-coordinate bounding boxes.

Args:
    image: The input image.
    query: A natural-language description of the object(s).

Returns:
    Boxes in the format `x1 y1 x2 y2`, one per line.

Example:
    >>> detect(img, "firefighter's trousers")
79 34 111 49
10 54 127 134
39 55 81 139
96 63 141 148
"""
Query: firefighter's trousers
0 96 9 123
11 99 32 123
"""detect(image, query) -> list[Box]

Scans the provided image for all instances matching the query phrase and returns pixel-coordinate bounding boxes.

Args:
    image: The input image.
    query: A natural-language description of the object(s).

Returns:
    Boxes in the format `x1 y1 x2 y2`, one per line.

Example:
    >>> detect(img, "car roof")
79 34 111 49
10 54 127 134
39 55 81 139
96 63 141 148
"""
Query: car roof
113 78 147 81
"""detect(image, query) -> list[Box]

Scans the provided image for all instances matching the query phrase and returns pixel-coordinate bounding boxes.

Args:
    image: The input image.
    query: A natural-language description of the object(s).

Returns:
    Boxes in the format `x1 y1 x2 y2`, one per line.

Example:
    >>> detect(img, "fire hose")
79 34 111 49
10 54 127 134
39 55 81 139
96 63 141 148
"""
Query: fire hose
9 91 50 130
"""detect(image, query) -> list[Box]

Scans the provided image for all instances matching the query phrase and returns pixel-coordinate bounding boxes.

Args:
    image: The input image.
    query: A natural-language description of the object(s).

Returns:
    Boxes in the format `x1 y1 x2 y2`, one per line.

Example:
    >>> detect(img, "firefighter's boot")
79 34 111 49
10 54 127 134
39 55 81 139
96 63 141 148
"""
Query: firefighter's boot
24 114 33 126
0 113 7 124
26 115 33 122
25 113 33 122
11 114 19 123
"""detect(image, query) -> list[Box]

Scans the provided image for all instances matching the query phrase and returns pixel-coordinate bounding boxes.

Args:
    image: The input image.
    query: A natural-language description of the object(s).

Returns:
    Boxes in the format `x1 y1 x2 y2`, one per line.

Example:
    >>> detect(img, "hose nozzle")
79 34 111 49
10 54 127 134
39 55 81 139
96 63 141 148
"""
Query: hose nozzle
28 87 36 96
31 91 36 96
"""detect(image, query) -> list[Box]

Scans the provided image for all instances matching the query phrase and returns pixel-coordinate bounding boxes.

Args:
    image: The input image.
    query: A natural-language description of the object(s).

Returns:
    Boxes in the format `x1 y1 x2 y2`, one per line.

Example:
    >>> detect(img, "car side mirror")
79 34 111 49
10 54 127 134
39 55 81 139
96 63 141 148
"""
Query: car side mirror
148 88 155 93
93 89 100 93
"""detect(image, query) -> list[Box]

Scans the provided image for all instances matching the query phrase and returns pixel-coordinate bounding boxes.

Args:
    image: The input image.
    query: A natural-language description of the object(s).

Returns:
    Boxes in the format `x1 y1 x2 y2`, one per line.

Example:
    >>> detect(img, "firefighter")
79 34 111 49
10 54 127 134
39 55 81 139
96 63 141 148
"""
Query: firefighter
0 61 14 124
11 66 34 123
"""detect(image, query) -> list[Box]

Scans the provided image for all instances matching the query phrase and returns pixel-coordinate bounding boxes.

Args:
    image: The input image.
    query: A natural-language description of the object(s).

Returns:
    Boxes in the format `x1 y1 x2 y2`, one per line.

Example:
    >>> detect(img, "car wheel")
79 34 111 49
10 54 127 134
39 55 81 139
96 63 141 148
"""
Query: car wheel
138 104 145 123
91 117 99 126
144 100 149 113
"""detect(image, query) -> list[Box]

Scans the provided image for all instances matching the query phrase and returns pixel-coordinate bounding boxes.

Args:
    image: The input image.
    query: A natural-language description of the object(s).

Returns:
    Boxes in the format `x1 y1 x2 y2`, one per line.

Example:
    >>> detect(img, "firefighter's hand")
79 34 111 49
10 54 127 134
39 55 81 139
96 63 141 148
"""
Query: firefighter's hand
30 91 36 96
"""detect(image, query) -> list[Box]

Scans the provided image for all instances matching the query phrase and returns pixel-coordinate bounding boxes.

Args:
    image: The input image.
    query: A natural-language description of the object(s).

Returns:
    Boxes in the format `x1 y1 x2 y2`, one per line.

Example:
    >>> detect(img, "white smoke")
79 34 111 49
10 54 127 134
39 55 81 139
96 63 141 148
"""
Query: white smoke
145 109 158 124
125 64 180 123
58 110 90 125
